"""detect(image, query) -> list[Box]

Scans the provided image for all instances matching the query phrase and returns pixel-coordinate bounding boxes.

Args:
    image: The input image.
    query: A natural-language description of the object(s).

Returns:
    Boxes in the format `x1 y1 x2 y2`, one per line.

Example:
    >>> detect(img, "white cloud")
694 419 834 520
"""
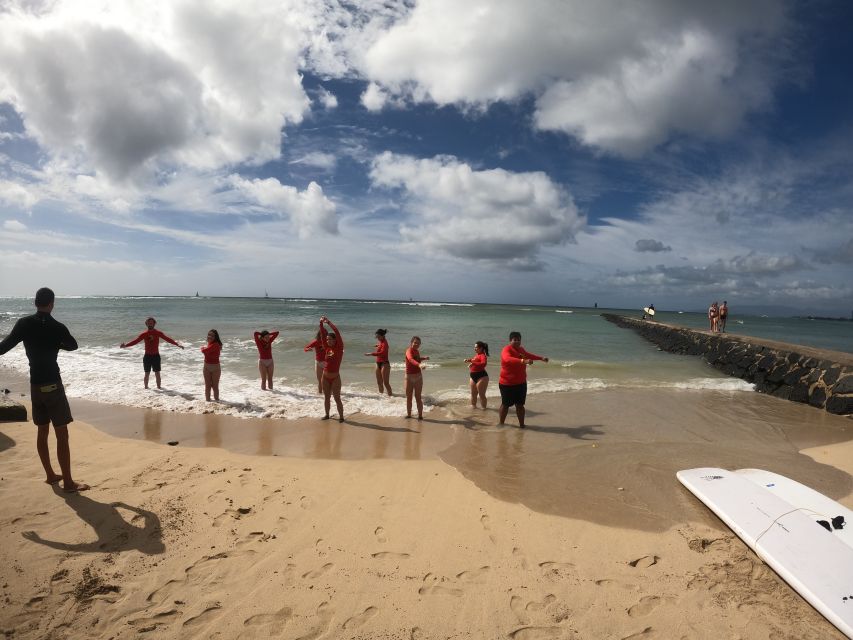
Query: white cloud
229 175 338 238
0 179 38 208
2 219 26 231
289 151 337 171
360 82 388 112
370 152 584 268
316 86 338 110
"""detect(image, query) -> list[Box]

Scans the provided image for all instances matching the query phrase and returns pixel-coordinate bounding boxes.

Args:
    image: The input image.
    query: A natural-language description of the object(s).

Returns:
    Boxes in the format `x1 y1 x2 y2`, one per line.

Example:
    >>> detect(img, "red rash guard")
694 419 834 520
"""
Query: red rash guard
320 322 344 374
468 353 487 373
201 342 221 364
304 339 325 362
368 339 389 363
405 347 423 375
125 329 179 355
254 331 279 359
499 344 544 385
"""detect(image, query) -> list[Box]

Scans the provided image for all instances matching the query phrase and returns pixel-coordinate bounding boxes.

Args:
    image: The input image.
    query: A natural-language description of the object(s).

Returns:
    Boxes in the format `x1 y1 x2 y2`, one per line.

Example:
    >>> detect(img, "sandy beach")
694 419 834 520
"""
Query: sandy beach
1 389 852 639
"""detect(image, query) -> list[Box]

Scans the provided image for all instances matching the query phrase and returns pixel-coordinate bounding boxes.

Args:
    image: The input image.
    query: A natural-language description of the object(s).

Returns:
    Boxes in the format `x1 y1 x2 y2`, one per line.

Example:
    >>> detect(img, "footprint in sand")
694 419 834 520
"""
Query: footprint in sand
379 495 391 506
480 512 497 544
241 606 293 636
508 626 563 639
292 601 333 640
456 566 491 582
128 609 179 628
371 551 410 560
342 606 378 630
182 602 223 628
539 561 575 580
300 496 313 509
627 596 662 618
512 547 530 570
410 627 424 640
594 578 640 591
302 563 334 580
621 627 653 639
418 573 464 597
510 594 557 625
374 526 387 544
628 555 659 569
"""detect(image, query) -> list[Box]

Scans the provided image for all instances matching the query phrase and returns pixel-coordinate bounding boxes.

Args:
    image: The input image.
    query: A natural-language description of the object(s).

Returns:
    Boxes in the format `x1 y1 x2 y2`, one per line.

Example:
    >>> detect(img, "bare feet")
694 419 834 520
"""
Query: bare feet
322 415 330 420
45 473 62 485
63 481 91 493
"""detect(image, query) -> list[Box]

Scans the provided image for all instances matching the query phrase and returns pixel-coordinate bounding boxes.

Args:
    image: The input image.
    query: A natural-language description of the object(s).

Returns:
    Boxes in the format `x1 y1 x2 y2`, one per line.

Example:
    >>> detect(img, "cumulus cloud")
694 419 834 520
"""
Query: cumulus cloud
369 151 584 268
228 175 338 239
316 87 338 110
358 0 789 155
0 0 311 182
0 179 38 208
635 239 671 253
2 219 26 231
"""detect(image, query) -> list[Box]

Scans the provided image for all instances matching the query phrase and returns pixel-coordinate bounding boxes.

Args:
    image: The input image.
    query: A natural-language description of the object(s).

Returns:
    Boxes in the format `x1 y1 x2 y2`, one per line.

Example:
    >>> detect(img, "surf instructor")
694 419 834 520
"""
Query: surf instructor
498 331 548 429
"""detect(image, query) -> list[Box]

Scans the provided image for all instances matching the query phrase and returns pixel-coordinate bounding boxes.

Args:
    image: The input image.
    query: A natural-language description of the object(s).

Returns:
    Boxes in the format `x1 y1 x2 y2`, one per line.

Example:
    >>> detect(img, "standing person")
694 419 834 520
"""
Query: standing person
464 341 489 409
201 329 222 401
253 329 279 391
365 328 392 396
498 331 549 429
404 336 429 420
304 331 325 394
319 316 345 422
708 301 719 332
120 317 184 389
0 287 89 492
719 301 728 333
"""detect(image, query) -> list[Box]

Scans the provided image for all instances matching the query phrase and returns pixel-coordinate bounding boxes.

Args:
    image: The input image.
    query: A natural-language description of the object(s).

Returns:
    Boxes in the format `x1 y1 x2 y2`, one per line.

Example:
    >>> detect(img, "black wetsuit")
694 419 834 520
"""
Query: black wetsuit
0 312 78 384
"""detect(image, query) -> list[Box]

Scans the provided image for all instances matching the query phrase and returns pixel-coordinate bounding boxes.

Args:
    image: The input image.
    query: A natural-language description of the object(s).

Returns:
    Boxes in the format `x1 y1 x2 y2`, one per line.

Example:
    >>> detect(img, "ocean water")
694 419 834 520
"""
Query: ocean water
2 296 847 420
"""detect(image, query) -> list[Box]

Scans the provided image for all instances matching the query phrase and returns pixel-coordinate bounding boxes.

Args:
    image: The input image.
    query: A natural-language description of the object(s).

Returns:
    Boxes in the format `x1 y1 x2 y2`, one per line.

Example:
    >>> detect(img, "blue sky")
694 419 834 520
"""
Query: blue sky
0 0 851 315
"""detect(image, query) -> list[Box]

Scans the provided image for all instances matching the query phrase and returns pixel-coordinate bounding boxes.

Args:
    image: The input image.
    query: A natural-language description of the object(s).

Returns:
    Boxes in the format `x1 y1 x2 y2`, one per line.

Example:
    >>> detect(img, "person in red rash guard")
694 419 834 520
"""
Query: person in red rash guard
120 317 184 389
253 329 280 391
464 341 490 409
201 329 222 401
498 331 548 428
319 316 345 422
404 336 429 419
304 331 326 394
364 328 392 396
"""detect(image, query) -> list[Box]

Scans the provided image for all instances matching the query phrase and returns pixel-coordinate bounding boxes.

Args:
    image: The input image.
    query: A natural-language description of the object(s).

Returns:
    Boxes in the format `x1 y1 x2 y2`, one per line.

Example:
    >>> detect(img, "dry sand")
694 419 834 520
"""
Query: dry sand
1 388 852 639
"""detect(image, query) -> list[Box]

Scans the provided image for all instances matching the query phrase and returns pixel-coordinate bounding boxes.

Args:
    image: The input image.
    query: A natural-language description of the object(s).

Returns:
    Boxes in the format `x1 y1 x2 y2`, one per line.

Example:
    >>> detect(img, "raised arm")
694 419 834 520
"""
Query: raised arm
325 320 343 349
0 318 25 356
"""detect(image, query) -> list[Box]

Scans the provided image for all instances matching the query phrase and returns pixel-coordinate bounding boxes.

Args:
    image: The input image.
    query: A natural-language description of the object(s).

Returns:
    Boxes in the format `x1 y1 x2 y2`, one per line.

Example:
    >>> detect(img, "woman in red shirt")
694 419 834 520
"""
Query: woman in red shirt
201 329 223 401
364 328 392 396
254 329 279 391
303 331 326 394
319 316 345 421
498 331 548 428
464 341 489 409
404 336 429 419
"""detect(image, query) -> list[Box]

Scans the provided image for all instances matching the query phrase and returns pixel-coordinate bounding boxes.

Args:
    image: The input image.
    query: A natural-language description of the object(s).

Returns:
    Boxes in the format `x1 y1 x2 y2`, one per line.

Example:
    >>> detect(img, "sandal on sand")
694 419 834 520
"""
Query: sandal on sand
63 482 91 493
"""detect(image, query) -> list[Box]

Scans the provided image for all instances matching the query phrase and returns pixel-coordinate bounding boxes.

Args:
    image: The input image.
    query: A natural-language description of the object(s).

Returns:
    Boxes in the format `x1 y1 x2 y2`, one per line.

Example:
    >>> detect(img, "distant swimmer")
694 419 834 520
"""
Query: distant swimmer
120 317 184 389
304 331 326 394
719 301 728 333
253 329 279 391
464 341 489 409
0 287 89 492
498 331 549 429
319 316 345 422
365 328 392 396
201 329 222 401
404 336 429 420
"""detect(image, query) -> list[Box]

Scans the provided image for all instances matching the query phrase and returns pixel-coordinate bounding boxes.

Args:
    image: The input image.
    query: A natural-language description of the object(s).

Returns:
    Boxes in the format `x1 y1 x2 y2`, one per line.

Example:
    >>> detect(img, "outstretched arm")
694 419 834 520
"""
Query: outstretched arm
0 319 25 356
158 330 181 348
121 332 145 349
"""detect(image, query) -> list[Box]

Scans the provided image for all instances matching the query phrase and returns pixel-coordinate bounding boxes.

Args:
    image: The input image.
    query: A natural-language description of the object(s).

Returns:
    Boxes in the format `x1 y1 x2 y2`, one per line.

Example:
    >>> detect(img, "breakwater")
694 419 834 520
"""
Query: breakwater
602 314 853 416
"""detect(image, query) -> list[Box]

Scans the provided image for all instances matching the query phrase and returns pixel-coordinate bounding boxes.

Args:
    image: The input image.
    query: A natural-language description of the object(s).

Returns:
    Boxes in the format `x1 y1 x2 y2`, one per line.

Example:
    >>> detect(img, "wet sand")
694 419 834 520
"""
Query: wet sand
1 386 852 638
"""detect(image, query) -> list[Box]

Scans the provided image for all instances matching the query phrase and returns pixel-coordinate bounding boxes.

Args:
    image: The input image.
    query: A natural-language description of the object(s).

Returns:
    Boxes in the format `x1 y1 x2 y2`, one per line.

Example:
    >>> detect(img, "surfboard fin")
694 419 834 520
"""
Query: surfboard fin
832 515 846 530
818 520 832 532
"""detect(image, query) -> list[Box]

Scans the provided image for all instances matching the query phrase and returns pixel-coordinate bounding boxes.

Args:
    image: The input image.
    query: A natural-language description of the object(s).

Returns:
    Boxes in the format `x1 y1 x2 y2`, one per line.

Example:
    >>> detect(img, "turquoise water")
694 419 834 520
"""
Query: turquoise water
1 296 846 419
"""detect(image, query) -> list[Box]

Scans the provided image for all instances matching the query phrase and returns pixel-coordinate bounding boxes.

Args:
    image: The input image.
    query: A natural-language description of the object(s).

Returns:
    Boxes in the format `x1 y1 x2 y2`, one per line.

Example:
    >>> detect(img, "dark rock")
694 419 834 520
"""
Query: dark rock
825 394 853 416
771 385 793 400
0 397 27 422
809 385 827 408
807 368 822 384
791 381 810 404
831 374 853 395
783 367 808 386
823 366 842 386
767 365 788 384
167 441 179 446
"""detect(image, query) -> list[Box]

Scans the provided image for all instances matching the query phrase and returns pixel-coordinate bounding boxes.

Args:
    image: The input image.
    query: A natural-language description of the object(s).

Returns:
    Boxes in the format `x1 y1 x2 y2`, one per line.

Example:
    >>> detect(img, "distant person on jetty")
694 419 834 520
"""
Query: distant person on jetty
642 304 655 320
304 331 326 394
253 329 279 391
365 328 392 396
464 341 489 409
719 301 728 332
0 287 89 492
708 302 719 332
319 316 345 421
498 331 549 429
201 329 222 401
404 336 429 419
120 317 184 389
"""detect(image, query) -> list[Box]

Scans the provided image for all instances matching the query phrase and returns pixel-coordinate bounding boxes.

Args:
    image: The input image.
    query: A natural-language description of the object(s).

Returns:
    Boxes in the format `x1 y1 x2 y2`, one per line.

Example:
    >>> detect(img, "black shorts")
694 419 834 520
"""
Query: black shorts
143 354 162 373
30 382 74 427
499 382 527 407
376 361 390 369
470 370 488 382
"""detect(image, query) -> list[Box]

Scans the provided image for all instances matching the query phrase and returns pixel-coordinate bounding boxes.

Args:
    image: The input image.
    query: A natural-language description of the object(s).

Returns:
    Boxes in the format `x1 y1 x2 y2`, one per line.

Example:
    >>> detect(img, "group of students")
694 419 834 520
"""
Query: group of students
119 316 550 426
708 301 729 332
0 288 554 494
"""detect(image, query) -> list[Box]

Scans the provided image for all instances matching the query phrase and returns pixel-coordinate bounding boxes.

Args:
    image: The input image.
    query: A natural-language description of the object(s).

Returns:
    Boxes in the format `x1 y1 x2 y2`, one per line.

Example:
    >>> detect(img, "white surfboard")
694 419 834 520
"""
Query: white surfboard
736 468 853 549
677 467 853 638
643 307 655 317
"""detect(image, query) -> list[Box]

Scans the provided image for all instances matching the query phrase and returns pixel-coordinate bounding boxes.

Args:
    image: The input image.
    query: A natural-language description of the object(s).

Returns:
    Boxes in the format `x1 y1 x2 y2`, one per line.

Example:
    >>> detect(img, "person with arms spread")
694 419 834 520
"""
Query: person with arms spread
253 329 280 390
120 317 184 389
498 331 549 429
365 328 392 396
319 316 345 422
0 287 89 492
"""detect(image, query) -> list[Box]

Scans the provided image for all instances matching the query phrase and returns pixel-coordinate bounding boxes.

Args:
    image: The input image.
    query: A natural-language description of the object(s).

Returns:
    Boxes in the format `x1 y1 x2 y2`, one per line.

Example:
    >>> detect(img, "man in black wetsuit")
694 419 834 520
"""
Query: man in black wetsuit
0 287 89 492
